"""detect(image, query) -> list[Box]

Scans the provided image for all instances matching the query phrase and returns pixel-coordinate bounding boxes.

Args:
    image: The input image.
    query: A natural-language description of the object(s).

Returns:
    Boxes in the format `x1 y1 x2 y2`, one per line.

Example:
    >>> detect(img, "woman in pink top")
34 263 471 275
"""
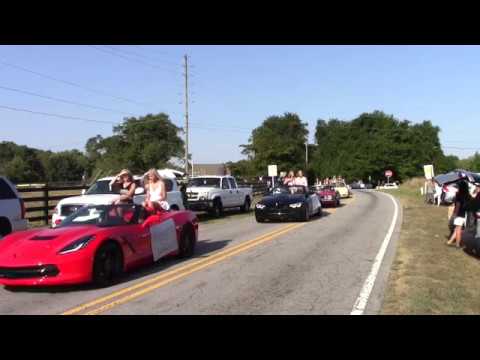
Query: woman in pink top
294 170 308 187
283 170 295 186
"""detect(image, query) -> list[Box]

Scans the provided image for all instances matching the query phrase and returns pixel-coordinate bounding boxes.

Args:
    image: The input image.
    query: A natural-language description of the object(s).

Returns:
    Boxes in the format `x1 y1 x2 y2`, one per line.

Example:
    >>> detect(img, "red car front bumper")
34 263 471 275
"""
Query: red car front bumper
0 252 93 287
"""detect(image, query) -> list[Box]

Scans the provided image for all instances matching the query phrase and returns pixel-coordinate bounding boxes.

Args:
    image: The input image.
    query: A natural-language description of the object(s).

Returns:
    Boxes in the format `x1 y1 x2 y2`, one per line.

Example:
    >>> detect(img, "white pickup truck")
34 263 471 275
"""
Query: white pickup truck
186 176 253 217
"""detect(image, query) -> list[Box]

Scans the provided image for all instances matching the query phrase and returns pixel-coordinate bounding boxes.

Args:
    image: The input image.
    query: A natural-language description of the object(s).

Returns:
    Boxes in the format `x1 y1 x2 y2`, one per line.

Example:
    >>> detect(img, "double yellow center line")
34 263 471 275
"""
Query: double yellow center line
61 222 305 315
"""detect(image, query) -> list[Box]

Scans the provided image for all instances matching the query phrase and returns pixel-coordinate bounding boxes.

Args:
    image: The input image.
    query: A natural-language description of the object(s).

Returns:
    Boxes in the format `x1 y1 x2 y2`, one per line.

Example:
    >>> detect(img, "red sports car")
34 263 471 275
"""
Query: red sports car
314 185 341 207
0 204 198 287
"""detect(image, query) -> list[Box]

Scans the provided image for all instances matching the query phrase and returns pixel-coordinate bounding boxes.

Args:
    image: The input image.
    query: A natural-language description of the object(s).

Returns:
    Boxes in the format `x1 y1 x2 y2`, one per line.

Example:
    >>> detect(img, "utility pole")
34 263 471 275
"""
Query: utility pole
183 54 189 176
305 142 308 168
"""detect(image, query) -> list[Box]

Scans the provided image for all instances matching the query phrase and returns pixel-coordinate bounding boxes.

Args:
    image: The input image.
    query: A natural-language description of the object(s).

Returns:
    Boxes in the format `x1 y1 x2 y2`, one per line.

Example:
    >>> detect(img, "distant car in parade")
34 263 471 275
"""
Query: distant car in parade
255 185 322 223
0 204 198 287
333 181 351 198
313 185 341 207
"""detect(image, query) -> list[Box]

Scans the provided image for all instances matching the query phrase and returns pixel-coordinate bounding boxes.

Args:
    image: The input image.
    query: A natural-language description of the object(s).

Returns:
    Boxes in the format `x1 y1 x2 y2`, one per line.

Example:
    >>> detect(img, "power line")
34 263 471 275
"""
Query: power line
103 45 181 67
0 105 115 125
89 46 180 75
0 85 138 117
0 59 150 107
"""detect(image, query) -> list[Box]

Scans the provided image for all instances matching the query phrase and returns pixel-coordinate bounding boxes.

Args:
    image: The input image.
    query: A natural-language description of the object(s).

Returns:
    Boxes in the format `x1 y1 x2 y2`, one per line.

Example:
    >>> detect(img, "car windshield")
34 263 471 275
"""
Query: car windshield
188 178 220 188
270 186 306 195
59 204 139 228
319 186 335 191
334 182 346 187
85 180 120 195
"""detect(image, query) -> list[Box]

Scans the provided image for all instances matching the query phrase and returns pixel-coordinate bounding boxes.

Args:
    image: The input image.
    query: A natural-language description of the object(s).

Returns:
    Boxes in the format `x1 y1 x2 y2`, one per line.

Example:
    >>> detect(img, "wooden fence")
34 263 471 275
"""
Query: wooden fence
16 184 89 225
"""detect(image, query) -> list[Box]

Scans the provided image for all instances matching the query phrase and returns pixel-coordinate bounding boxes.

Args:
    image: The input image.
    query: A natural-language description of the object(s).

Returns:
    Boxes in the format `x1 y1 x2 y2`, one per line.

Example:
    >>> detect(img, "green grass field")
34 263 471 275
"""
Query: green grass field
381 178 480 314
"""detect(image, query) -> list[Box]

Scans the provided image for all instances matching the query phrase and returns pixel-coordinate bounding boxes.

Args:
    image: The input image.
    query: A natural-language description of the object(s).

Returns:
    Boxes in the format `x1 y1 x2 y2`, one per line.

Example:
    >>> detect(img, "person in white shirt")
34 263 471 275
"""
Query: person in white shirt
294 170 308 187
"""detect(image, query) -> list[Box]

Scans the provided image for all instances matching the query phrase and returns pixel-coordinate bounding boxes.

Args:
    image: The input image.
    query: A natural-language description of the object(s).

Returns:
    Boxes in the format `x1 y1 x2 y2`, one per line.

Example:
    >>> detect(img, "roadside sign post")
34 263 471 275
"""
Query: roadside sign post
268 165 278 188
385 170 393 185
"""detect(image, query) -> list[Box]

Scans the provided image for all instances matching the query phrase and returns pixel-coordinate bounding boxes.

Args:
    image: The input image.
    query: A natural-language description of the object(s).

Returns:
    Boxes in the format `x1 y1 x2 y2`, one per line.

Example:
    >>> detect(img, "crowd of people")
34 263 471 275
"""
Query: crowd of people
314 175 345 186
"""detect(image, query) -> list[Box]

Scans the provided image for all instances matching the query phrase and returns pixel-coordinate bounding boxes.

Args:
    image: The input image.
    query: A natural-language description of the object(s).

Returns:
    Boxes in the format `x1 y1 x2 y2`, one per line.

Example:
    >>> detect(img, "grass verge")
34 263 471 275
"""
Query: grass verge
381 178 480 314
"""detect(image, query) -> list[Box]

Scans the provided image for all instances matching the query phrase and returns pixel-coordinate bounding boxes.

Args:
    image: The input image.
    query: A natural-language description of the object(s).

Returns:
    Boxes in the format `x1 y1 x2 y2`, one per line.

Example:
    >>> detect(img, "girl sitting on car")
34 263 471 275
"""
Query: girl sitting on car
142 168 170 213
110 169 137 205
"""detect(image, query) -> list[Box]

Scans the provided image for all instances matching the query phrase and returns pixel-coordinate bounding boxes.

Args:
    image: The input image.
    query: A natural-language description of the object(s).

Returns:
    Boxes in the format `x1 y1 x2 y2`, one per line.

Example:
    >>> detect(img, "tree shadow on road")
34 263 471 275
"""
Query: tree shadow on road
3 238 232 294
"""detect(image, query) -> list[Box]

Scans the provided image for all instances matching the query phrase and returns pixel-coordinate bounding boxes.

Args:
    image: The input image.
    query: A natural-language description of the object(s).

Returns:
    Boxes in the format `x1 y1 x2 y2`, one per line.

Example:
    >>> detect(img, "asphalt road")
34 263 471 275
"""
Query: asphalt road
0 190 401 315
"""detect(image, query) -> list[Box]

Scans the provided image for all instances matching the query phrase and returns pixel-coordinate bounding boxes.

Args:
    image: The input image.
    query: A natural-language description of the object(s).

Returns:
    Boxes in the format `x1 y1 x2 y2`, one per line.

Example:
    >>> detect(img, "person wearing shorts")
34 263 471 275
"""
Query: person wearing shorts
447 181 469 248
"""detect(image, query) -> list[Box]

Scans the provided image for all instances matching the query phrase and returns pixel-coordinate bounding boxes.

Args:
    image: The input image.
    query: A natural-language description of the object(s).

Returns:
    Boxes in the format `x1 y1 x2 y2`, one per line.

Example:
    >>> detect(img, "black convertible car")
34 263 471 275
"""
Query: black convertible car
255 185 322 222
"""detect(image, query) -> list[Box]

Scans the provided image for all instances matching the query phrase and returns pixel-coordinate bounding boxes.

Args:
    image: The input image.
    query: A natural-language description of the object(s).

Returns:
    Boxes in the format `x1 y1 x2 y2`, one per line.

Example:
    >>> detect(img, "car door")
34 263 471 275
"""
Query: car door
142 213 179 261
221 178 233 207
227 177 241 206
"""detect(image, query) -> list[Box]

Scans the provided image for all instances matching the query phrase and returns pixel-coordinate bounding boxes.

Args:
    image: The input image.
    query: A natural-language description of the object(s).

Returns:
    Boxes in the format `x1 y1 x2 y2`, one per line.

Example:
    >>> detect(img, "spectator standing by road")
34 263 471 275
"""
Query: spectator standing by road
294 170 308 187
447 181 470 248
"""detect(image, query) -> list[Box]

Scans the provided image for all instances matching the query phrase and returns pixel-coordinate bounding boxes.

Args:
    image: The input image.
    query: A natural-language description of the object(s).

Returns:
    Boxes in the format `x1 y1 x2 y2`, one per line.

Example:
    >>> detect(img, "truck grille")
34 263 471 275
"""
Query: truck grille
187 192 199 201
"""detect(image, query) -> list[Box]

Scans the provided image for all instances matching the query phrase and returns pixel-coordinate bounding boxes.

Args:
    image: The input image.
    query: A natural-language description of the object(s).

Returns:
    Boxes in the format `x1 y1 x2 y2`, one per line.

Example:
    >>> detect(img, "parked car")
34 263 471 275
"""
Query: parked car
377 183 399 190
333 181 351 198
313 185 340 207
255 185 322 222
0 204 198 287
186 176 253 217
52 170 185 227
0 176 27 238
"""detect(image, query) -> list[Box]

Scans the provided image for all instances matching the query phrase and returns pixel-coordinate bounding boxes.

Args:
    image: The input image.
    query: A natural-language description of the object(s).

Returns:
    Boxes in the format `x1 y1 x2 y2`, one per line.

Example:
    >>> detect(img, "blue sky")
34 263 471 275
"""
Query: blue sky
1 45 479 164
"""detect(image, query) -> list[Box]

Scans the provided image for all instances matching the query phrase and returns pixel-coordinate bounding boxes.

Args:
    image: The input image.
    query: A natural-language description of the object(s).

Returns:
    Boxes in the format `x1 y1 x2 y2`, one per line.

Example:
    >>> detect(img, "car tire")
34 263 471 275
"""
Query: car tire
255 214 265 223
177 225 196 259
0 218 12 238
302 207 310 222
241 197 251 213
93 242 123 287
210 199 223 218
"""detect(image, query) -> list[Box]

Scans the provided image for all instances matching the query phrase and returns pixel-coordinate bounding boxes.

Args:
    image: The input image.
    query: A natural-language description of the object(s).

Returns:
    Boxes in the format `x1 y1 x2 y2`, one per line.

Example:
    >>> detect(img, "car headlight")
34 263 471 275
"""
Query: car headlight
59 235 96 255
256 204 266 209
289 203 303 208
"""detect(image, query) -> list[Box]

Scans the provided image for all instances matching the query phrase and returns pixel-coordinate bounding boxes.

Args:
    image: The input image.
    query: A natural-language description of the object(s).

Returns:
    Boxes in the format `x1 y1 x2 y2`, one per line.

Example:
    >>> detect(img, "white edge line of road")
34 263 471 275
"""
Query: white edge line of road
350 191 399 315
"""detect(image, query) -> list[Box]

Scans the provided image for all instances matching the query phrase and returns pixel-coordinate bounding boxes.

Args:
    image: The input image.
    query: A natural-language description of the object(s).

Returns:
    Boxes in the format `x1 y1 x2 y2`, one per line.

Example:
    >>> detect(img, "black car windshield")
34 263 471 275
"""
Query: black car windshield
188 178 220 188
270 186 306 195
85 180 120 195
59 204 139 227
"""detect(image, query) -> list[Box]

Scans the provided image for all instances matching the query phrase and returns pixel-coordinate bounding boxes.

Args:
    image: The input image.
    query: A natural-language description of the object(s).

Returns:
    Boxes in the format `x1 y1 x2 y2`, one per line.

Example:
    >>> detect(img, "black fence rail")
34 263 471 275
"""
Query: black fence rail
16 184 89 225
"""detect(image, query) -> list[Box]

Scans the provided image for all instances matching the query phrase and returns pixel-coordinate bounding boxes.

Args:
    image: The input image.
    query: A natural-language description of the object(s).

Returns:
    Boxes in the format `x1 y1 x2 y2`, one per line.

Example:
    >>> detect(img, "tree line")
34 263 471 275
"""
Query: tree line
0 113 185 184
0 110 470 185
228 110 462 184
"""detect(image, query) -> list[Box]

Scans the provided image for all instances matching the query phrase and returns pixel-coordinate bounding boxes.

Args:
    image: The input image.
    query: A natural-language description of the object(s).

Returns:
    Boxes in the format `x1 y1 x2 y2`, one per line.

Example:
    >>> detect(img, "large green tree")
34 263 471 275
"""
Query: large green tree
241 112 308 175
86 113 185 175
311 111 452 183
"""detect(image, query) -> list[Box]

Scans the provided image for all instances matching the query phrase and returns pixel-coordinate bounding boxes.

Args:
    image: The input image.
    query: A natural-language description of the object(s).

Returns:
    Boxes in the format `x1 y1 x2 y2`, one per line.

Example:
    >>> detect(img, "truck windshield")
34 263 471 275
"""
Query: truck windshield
188 178 220 188
85 180 120 195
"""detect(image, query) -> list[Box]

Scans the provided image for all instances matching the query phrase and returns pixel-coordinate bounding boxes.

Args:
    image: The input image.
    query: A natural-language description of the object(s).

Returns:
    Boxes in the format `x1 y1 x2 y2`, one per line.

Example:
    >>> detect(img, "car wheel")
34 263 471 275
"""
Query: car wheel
210 200 223 218
93 242 123 287
177 226 196 259
241 197 251 213
0 218 12 238
255 214 265 223
302 207 310 222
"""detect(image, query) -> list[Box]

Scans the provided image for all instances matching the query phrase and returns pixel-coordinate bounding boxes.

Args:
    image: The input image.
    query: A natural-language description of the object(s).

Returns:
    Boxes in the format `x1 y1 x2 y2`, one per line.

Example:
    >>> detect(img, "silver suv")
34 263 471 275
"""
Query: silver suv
0 176 27 238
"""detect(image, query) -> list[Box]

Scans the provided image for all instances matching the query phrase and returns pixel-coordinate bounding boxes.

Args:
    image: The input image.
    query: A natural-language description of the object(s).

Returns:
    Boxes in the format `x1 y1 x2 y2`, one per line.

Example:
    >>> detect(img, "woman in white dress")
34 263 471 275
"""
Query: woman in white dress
142 169 170 212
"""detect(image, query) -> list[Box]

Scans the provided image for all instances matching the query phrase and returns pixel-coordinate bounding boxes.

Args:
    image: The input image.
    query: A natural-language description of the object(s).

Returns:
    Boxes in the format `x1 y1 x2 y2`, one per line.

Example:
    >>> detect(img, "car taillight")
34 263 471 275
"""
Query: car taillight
54 218 62 226
19 198 26 219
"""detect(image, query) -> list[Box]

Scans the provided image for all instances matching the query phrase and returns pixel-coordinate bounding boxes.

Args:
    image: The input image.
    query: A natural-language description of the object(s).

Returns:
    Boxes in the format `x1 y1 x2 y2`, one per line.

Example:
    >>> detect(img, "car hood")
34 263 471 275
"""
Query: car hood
0 225 100 265
258 194 306 207
57 194 121 207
